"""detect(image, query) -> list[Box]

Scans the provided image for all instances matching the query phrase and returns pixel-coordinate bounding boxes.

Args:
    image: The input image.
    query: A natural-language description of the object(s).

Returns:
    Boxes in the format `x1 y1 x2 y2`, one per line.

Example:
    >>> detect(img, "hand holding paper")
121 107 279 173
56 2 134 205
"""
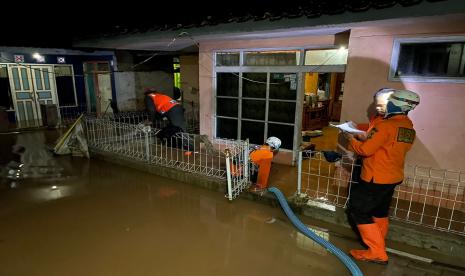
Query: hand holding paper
330 121 366 135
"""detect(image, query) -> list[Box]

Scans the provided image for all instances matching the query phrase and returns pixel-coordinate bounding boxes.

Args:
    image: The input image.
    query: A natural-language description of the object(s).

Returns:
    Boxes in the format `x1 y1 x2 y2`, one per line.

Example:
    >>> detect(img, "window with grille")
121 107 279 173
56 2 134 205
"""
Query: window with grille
390 37 465 82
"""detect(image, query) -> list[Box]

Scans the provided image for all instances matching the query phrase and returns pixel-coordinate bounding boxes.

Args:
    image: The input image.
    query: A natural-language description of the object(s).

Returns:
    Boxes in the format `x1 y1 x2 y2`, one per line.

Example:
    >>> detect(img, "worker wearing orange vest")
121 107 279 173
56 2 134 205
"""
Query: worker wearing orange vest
344 90 420 264
344 88 395 252
144 89 187 132
249 136 281 191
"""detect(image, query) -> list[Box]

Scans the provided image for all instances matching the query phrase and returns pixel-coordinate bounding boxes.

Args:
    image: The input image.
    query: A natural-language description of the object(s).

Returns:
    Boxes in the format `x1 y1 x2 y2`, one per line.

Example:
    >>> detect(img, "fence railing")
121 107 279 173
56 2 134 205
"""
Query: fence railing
392 165 465 235
225 140 250 201
83 114 248 182
297 150 465 236
297 150 359 208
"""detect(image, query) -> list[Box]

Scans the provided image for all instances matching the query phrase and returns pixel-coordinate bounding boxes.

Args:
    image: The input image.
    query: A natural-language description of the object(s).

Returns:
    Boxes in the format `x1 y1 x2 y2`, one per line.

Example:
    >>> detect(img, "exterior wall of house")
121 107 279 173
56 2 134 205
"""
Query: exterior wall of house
0 48 115 121
114 51 174 111
180 55 199 114
198 13 465 170
343 13 465 170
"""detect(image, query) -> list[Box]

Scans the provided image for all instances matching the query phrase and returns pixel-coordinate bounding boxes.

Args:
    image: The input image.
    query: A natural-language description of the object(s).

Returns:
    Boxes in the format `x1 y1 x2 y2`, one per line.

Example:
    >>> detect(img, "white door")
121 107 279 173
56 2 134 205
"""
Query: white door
97 73 112 114
8 65 59 127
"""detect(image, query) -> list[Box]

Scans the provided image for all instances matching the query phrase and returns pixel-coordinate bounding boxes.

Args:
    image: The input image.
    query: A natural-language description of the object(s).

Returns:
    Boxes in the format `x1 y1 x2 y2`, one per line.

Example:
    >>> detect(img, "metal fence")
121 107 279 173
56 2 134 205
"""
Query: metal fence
59 105 88 127
297 150 465 236
296 150 359 208
225 140 251 201
83 114 248 184
392 165 465 235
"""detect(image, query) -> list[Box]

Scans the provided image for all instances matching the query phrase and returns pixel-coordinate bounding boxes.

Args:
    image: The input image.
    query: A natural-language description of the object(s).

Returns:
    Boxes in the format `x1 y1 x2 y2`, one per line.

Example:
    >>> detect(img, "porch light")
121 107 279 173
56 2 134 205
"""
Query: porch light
32 53 45 62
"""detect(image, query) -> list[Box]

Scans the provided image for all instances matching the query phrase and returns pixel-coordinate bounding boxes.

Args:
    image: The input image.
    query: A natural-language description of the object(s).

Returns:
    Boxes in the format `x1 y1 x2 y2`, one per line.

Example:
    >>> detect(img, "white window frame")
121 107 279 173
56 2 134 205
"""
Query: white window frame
389 36 465 83
213 47 346 155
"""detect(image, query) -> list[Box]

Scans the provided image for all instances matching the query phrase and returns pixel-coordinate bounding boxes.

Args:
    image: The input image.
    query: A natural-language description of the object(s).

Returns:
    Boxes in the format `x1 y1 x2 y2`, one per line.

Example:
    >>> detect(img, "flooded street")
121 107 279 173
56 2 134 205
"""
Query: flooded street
0 131 463 276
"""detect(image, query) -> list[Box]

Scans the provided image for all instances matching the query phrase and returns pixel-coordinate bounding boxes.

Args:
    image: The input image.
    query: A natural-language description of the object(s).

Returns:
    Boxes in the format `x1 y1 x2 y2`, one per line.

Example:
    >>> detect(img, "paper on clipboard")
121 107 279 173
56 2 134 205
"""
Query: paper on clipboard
330 121 366 135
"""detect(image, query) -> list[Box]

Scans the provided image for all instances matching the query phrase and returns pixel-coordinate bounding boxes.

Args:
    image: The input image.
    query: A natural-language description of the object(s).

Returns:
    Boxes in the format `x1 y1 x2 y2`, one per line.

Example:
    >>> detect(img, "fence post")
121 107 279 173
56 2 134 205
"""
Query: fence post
243 139 249 181
225 149 232 201
144 126 151 163
297 150 303 195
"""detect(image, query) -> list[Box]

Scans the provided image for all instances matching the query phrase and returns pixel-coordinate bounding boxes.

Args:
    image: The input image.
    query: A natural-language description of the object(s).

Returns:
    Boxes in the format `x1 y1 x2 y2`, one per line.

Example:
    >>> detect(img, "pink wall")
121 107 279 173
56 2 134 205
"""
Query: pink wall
199 14 465 170
343 14 465 170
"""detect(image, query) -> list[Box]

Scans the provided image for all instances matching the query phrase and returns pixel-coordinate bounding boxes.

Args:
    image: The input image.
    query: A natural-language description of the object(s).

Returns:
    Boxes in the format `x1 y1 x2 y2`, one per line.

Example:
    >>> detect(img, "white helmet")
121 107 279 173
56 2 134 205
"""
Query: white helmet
388 90 420 112
266 136 281 150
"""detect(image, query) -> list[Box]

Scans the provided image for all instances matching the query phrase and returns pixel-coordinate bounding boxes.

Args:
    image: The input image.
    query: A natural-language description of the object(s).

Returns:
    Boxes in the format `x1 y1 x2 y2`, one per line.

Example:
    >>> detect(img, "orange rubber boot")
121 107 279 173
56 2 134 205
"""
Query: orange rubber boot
349 223 388 264
373 217 389 238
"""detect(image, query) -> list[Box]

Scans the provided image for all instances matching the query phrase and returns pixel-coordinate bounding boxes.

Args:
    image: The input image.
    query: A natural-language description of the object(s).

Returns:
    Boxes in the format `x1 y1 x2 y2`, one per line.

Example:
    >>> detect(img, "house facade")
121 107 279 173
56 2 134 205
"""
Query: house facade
75 1 465 170
0 47 116 127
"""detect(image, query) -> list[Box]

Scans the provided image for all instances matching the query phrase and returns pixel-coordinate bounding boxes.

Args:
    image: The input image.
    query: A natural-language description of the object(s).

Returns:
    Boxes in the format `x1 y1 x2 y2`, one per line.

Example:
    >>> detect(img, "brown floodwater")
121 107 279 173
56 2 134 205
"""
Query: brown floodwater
0 130 463 276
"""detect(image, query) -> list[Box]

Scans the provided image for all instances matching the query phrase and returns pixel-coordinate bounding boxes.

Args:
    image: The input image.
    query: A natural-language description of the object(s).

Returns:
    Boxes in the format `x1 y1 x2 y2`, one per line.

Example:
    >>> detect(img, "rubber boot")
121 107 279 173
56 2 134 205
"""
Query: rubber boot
373 217 389 238
349 223 388 264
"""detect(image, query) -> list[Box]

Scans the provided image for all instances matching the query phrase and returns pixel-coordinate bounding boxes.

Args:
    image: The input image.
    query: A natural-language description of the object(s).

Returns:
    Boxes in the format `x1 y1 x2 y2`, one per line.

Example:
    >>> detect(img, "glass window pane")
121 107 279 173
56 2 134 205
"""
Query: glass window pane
217 73 238 96
305 49 348 65
0 66 7 78
216 52 240 66
242 99 265 120
241 120 265 145
216 98 238 117
217 118 237 139
242 73 266 98
244 50 299 66
34 69 43 90
396 42 465 77
43 68 50 90
21 68 30 90
269 73 297 100
268 101 296 123
55 65 73 76
268 123 294 150
12 68 21 90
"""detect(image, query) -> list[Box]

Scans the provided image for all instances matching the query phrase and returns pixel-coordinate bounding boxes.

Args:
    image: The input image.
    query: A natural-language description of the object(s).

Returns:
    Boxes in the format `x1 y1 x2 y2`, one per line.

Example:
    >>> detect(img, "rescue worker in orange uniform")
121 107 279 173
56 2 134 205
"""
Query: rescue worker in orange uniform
250 137 281 191
348 88 396 186
344 88 395 254
344 90 420 264
144 89 187 132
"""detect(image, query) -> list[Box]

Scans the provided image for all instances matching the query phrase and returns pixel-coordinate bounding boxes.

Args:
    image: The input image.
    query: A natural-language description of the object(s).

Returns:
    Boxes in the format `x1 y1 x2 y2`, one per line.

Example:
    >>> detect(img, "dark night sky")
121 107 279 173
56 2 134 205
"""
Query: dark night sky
1 0 446 49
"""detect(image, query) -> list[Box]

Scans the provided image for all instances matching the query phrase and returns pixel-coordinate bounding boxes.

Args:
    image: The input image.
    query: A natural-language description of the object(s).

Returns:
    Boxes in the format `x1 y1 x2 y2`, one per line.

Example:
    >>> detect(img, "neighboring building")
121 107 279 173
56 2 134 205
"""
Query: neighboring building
0 47 116 127
75 0 465 170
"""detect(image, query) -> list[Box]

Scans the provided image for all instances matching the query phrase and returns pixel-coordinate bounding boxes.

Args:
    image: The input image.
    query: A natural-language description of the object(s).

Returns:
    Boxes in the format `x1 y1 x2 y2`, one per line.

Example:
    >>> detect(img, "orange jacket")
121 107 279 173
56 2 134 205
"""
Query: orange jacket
147 93 178 114
357 115 383 132
250 145 274 189
350 115 415 184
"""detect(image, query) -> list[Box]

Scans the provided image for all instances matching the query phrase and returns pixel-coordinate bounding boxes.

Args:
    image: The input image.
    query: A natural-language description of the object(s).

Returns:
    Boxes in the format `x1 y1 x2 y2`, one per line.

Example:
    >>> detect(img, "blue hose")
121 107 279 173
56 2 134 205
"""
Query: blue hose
268 187 363 276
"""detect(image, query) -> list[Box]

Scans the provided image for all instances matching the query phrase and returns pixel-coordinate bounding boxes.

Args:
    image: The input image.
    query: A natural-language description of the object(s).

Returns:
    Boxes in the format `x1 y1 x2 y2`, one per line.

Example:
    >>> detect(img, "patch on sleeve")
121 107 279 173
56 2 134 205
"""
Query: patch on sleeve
397 128 415 144
367 128 378 139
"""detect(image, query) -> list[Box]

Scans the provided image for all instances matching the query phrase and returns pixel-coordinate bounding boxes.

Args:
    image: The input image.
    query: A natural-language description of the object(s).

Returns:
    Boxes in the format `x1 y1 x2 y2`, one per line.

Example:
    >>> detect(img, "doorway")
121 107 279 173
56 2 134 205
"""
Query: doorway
7 64 59 128
83 61 113 114
301 72 345 150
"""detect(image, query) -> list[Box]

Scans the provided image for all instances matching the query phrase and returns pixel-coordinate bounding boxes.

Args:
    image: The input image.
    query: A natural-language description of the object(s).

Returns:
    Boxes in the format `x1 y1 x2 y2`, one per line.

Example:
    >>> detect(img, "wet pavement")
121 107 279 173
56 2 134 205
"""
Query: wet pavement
0 130 464 276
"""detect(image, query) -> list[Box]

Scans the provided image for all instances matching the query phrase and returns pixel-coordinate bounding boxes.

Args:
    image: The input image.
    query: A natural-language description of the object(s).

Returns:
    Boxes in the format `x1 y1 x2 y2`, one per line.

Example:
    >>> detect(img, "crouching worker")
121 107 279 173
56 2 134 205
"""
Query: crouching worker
249 136 281 191
144 89 187 132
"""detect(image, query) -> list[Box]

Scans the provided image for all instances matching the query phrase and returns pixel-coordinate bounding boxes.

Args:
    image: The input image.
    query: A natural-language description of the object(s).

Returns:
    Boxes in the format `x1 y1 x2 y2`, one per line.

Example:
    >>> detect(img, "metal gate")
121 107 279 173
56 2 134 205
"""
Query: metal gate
225 139 250 200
